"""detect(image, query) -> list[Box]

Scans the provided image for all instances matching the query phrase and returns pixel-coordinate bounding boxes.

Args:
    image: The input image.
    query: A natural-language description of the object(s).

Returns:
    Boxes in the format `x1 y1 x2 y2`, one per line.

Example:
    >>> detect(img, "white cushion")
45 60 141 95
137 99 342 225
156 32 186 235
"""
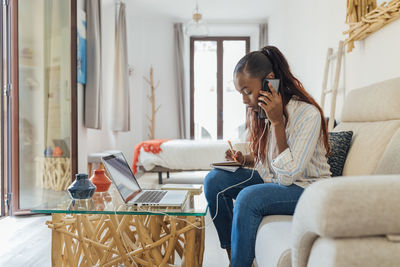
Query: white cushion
333 121 400 175
308 236 400 267
255 216 293 267
375 128 400 174
341 77 400 122
291 175 400 267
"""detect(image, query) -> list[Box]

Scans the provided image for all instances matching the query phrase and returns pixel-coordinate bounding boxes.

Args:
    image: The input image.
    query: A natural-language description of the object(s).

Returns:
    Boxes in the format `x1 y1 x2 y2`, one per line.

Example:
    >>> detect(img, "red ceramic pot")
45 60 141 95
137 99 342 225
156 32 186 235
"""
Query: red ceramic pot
53 146 63 157
90 169 112 192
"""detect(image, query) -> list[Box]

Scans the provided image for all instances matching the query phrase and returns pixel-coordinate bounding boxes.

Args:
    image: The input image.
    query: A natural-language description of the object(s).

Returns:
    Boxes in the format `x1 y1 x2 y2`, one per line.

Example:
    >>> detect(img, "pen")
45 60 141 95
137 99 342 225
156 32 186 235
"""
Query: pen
227 140 237 161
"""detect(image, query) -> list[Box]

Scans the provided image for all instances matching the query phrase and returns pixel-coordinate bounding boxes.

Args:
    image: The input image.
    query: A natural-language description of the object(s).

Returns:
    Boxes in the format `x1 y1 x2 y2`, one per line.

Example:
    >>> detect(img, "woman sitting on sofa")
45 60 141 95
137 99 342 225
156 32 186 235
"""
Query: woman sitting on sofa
204 46 332 267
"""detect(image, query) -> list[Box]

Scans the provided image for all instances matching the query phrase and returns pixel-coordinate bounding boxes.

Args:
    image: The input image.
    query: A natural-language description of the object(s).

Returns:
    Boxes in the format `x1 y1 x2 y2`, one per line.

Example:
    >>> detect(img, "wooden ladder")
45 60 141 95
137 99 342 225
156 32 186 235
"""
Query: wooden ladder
320 40 345 131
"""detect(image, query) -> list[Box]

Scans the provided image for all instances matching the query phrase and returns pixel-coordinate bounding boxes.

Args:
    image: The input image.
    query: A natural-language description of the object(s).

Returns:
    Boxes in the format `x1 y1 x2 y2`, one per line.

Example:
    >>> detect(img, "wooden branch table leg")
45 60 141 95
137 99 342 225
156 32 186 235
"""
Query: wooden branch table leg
47 212 205 266
51 214 64 267
184 216 196 267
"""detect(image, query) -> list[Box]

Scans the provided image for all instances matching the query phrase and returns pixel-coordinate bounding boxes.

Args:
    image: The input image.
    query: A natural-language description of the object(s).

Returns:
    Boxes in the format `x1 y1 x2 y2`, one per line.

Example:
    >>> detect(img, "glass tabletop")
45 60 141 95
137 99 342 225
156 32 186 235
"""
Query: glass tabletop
30 184 208 216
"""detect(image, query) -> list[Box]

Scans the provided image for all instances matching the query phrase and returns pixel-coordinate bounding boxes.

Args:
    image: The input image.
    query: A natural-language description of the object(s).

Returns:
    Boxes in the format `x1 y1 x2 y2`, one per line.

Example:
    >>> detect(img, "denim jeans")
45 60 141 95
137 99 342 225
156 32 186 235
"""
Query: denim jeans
204 168 304 267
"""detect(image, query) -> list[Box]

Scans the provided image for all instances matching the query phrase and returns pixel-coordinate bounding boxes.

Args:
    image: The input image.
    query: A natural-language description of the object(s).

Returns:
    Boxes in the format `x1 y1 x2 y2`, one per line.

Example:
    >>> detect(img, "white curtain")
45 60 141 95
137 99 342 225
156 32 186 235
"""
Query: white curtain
112 3 130 131
174 23 187 139
259 23 268 49
85 0 102 129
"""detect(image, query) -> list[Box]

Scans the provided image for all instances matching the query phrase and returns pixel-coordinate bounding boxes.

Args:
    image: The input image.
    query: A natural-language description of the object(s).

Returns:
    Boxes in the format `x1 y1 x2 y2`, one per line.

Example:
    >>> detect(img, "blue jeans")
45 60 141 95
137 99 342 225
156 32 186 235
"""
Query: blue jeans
204 168 304 267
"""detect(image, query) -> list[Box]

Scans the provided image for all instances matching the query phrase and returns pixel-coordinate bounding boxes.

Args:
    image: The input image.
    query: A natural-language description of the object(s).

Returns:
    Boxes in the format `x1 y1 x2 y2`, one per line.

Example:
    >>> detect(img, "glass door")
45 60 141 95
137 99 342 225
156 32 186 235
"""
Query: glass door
190 37 249 140
9 0 77 214
222 40 248 140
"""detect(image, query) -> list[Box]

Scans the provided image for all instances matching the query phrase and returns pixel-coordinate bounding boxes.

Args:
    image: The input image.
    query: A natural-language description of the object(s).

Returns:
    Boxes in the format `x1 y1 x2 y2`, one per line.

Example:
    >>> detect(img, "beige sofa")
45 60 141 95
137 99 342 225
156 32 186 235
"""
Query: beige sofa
254 77 400 267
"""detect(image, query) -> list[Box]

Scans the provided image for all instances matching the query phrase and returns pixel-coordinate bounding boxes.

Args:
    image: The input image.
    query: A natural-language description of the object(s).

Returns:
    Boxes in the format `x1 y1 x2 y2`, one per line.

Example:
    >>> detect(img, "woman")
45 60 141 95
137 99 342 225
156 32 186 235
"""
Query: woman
204 46 331 267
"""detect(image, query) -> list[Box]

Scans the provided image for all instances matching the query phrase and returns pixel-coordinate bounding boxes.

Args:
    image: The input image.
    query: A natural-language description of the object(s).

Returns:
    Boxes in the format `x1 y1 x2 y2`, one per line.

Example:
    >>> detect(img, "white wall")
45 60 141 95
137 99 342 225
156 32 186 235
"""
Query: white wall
267 0 400 120
78 1 179 172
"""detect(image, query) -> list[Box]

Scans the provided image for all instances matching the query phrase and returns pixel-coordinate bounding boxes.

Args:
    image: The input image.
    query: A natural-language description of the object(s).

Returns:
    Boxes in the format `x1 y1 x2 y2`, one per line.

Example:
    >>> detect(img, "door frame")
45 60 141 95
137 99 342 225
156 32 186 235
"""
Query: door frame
189 36 250 139
0 0 5 217
10 0 78 215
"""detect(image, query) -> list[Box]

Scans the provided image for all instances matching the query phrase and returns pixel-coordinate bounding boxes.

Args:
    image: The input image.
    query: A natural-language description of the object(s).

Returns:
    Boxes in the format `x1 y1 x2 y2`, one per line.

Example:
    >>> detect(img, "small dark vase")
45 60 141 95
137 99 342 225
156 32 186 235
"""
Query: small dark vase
44 147 53 157
67 174 97 199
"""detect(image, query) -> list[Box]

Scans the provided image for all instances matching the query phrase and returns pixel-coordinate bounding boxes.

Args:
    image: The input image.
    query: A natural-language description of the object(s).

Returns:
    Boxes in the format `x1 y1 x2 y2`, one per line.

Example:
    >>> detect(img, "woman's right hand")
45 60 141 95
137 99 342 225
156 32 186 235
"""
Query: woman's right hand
225 149 244 165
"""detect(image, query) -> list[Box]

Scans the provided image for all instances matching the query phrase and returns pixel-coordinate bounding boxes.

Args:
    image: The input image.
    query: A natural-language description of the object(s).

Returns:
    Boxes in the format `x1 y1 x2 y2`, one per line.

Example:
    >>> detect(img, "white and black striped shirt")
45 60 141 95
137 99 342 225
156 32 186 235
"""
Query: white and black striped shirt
255 99 332 188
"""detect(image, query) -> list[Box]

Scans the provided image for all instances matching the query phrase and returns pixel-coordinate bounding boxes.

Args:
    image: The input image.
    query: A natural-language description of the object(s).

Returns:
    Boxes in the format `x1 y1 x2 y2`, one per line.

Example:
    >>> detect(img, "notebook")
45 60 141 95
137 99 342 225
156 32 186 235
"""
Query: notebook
102 153 188 207
211 161 242 172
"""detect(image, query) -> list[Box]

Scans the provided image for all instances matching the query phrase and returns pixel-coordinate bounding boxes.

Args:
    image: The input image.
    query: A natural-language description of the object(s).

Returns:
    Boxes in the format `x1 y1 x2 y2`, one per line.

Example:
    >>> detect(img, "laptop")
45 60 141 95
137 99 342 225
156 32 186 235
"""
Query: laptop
102 153 188 207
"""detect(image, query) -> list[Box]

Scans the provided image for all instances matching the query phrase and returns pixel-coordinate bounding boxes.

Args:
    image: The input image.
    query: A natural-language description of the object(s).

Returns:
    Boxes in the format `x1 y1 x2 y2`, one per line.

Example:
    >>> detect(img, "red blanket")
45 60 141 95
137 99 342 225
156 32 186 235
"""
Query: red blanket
132 139 170 174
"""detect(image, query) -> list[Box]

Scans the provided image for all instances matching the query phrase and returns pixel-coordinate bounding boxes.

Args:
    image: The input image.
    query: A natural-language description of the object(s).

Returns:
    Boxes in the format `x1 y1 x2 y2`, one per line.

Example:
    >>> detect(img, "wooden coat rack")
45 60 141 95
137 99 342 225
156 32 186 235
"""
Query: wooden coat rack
143 66 160 140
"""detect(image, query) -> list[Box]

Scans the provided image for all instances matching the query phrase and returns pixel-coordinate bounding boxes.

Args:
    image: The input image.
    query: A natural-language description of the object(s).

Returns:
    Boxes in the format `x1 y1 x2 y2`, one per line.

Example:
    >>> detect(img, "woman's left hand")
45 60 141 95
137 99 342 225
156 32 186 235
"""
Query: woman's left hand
258 83 284 126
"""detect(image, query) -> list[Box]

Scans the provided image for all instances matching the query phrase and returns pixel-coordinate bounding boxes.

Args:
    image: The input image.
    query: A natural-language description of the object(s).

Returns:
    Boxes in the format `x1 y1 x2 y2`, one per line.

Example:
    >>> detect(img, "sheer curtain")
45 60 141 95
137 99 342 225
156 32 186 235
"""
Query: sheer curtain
174 23 187 139
112 2 130 131
259 23 268 49
85 0 102 129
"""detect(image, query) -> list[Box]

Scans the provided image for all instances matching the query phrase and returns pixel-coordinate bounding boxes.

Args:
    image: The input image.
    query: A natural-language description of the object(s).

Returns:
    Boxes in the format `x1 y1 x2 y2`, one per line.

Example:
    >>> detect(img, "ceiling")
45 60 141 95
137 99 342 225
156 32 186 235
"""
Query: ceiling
127 0 274 21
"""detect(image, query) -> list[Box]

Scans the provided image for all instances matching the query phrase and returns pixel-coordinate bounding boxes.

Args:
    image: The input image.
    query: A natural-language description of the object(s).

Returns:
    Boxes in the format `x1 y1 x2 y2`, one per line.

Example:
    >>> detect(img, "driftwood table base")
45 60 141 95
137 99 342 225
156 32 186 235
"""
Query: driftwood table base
46 213 205 267
37 157 71 191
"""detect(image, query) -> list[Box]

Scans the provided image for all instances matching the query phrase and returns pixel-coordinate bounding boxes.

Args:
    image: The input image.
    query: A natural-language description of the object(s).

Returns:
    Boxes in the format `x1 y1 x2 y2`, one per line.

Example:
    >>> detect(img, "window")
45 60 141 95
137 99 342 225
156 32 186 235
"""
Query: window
190 37 250 140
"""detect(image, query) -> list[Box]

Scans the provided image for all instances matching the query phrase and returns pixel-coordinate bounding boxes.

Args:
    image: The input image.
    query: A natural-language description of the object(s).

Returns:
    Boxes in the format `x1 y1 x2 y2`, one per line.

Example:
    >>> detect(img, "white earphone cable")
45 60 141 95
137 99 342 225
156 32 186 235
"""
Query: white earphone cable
211 122 268 221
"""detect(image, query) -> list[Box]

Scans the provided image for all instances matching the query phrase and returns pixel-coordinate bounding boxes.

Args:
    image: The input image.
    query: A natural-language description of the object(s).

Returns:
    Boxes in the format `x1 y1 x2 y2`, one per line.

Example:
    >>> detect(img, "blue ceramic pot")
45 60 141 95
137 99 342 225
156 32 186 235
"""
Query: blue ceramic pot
67 174 97 199
44 147 53 157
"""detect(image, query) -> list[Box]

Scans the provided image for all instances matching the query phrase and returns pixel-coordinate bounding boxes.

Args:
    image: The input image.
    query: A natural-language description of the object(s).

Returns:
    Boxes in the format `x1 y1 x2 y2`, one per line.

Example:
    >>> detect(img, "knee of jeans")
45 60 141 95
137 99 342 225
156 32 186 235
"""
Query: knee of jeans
234 186 256 212
204 169 223 202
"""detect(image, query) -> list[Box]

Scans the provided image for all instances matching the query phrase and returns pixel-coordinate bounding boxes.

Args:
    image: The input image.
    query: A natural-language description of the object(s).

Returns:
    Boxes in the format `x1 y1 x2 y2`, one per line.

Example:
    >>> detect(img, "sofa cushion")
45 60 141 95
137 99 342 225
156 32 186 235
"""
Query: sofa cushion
291 175 400 267
255 215 292 267
307 236 400 267
327 131 353 177
333 121 400 175
375 128 400 175
341 77 400 122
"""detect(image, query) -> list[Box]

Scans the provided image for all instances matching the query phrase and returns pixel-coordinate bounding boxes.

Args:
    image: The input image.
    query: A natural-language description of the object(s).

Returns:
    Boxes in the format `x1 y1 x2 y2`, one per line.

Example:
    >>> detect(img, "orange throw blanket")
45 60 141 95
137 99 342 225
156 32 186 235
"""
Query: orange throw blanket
132 139 170 174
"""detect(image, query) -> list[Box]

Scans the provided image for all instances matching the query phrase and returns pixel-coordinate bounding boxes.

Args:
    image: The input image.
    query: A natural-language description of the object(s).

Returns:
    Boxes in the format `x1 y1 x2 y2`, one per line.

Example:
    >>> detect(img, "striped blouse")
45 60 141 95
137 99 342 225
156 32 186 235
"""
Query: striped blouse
255 98 332 188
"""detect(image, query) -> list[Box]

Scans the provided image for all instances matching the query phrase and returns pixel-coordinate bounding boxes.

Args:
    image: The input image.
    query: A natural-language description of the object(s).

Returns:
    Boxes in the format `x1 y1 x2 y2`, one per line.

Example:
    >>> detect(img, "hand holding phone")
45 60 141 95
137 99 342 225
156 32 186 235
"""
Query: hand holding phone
258 78 280 119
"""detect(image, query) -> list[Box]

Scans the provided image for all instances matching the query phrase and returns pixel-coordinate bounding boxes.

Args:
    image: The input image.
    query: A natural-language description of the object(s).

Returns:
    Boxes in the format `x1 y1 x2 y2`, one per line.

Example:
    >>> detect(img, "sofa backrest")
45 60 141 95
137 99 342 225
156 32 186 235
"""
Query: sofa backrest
333 77 400 176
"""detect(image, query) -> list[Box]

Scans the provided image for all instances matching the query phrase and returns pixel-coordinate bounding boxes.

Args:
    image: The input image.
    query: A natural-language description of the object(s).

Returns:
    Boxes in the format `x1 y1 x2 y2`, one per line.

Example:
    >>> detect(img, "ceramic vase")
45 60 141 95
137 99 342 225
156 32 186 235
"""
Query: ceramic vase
90 169 112 192
53 146 63 157
67 173 96 199
44 147 53 157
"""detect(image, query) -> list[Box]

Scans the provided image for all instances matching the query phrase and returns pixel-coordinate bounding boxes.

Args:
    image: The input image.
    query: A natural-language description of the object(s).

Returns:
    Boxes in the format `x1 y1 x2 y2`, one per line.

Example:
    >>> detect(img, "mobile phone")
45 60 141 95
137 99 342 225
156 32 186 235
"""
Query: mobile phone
258 78 280 119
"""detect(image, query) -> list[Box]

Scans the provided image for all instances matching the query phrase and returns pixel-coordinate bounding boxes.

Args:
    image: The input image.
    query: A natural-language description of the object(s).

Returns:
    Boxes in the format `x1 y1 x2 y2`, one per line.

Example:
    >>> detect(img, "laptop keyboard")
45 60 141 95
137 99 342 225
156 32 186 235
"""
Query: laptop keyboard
135 190 167 204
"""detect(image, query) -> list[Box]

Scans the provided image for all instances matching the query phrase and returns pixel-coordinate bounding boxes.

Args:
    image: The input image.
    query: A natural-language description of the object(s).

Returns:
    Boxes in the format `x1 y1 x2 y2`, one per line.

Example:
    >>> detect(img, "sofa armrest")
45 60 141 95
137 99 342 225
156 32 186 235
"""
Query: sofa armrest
291 175 400 267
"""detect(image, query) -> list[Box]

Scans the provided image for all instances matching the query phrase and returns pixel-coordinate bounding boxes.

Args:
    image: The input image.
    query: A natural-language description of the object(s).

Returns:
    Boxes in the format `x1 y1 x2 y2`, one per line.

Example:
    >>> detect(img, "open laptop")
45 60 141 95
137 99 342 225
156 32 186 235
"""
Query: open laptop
102 153 188 207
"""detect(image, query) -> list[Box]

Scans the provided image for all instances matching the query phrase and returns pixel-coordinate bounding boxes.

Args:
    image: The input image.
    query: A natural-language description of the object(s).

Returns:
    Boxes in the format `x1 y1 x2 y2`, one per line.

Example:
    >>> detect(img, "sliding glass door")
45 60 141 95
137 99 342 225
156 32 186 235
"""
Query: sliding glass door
7 0 77 214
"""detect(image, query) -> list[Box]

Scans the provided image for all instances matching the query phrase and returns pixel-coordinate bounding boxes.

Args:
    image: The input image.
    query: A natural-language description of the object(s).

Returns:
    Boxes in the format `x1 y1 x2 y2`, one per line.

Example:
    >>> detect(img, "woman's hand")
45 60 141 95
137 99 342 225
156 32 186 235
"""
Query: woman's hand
258 83 284 126
225 149 244 165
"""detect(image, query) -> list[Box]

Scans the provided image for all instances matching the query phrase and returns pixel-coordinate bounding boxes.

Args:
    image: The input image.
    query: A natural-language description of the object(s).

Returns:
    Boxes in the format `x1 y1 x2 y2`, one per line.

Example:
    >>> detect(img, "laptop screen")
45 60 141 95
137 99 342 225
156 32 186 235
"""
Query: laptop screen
102 153 141 202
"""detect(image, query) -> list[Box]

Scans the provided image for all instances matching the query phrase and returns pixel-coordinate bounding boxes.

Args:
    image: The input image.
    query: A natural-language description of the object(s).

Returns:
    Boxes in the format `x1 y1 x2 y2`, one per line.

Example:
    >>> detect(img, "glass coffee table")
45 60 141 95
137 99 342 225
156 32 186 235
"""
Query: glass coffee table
31 184 208 267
